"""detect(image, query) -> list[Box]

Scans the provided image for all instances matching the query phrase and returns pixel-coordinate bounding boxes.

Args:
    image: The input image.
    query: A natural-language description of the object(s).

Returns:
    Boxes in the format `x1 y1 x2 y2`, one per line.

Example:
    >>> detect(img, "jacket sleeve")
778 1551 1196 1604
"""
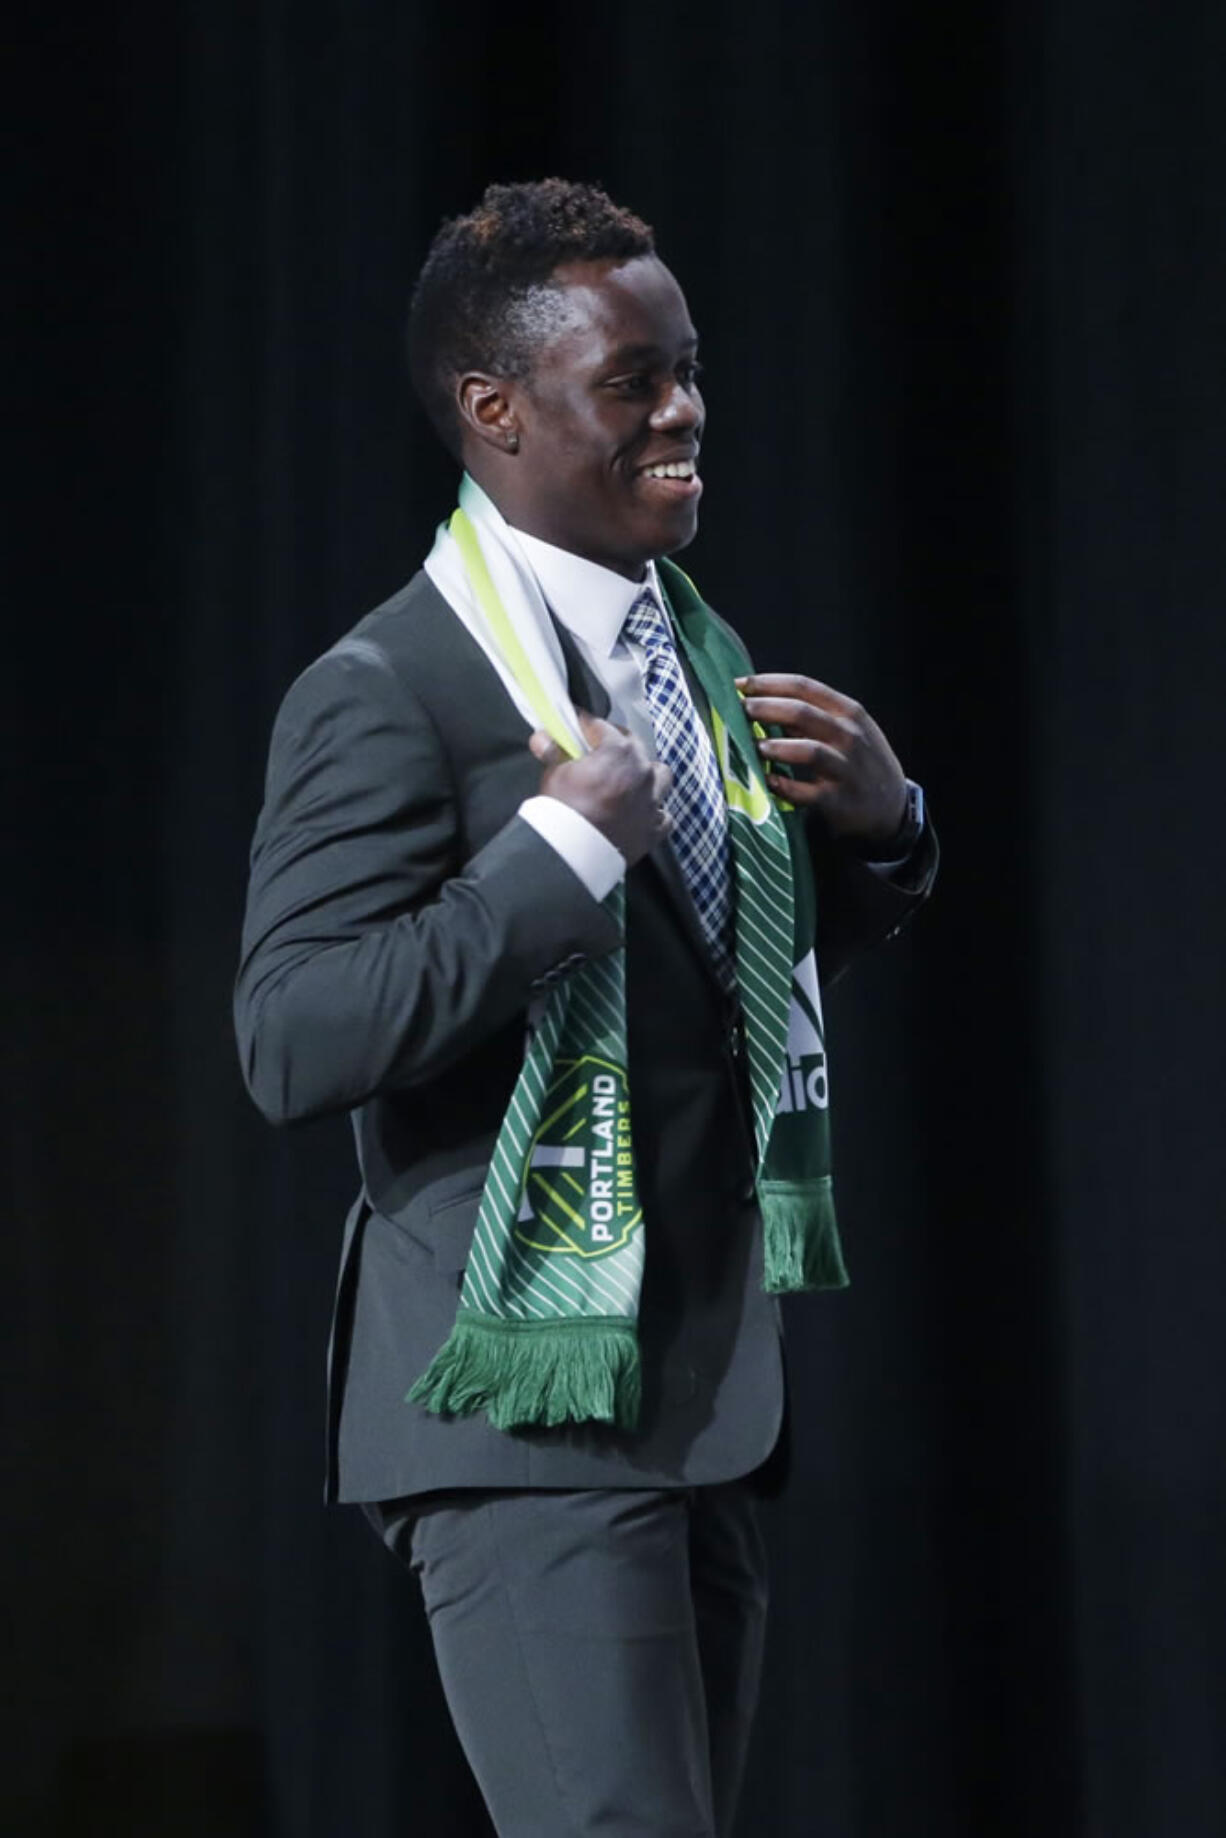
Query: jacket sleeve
812 815 939 987
234 640 622 1124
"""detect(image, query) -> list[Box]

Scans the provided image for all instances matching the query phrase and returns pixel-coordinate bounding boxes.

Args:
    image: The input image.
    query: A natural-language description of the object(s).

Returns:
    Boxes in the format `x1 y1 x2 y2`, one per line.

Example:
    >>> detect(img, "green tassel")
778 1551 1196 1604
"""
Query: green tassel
758 1176 849 1293
408 1314 642 1431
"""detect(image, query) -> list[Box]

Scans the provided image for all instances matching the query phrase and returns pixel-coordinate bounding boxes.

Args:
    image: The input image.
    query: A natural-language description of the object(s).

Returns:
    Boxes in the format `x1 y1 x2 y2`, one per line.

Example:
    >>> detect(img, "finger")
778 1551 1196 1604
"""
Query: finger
576 709 620 748
736 673 856 714
755 737 851 776
528 729 568 768
760 768 849 812
762 770 836 808
743 696 859 743
650 761 673 805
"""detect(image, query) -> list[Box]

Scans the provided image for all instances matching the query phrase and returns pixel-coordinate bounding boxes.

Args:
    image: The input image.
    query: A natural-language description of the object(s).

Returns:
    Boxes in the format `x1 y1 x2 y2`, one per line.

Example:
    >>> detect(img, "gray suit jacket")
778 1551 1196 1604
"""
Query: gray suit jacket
235 569 935 1502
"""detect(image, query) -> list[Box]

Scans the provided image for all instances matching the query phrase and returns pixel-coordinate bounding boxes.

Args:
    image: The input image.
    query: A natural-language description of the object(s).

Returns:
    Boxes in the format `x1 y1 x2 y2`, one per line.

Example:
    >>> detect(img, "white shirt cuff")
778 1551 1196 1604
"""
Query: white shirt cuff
518 796 627 902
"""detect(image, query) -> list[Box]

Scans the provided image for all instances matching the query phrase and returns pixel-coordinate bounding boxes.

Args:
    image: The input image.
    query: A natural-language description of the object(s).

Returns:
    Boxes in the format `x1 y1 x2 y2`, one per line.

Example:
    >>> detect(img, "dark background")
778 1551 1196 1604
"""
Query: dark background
7 2 1224 1834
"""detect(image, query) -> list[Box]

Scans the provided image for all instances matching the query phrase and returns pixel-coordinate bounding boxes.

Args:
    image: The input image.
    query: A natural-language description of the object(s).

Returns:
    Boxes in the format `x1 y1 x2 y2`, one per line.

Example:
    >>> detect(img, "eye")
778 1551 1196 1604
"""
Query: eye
678 359 704 389
608 373 652 396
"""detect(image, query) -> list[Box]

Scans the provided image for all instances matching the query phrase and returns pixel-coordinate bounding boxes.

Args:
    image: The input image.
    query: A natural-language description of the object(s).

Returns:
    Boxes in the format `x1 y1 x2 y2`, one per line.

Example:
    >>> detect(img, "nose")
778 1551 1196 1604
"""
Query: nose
650 379 702 433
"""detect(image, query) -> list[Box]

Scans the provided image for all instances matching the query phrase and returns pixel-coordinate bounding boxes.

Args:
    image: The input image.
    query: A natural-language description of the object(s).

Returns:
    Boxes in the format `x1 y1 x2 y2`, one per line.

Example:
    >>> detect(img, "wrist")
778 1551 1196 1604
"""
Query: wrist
518 796 627 898
846 779 924 862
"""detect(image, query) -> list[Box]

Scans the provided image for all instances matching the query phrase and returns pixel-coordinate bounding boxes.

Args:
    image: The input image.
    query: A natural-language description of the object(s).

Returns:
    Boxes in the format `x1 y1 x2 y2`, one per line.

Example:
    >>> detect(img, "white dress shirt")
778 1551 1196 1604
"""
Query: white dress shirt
512 529 709 902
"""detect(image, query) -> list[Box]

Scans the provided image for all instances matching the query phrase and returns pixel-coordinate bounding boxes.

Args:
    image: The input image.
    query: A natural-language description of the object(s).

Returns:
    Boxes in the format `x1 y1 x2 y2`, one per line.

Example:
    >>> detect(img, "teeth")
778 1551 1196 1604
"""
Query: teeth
643 461 696 480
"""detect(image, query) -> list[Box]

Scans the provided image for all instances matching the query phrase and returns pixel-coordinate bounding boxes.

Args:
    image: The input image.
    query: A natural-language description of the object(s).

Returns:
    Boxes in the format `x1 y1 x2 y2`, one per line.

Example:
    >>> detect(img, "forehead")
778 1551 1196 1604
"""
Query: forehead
534 255 698 369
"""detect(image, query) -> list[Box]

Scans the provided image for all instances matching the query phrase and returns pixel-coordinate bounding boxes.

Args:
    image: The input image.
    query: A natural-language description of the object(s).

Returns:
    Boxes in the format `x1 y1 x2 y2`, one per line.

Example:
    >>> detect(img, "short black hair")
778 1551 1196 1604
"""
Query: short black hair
408 178 655 458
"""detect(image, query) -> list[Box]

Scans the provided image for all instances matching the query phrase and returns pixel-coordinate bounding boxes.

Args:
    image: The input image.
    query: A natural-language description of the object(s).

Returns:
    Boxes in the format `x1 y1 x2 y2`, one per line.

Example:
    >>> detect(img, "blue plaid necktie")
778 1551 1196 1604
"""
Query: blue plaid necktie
623 591 737 988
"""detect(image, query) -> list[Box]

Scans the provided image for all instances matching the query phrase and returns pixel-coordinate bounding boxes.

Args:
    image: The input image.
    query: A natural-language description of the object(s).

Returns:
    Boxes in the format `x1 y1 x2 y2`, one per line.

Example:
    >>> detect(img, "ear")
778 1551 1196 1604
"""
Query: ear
456 372 520 455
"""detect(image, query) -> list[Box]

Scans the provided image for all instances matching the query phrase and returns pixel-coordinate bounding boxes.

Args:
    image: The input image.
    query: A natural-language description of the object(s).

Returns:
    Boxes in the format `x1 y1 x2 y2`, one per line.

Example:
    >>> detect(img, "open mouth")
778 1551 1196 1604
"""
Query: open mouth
636 457 702 499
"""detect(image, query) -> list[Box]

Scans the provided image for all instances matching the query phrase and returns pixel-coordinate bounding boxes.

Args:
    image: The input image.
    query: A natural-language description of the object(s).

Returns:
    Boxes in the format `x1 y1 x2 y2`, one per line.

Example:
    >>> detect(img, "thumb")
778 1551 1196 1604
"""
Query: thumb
528 729 569 768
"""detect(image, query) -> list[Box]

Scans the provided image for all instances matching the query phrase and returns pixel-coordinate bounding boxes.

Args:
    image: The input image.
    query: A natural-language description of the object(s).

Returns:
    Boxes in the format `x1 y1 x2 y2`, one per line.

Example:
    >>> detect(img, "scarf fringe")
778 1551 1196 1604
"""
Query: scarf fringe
408 1314 642 1431
760 1177 849 1293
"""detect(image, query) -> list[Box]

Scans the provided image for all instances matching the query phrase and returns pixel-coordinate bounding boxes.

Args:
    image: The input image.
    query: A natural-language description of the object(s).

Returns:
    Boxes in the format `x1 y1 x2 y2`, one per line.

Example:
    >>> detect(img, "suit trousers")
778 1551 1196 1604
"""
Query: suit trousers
369 1482 768 1837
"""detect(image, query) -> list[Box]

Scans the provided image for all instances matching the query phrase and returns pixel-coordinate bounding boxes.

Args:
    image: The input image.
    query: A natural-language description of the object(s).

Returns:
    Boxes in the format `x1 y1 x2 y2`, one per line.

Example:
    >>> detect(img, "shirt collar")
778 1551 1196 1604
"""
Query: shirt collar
510 525 664 657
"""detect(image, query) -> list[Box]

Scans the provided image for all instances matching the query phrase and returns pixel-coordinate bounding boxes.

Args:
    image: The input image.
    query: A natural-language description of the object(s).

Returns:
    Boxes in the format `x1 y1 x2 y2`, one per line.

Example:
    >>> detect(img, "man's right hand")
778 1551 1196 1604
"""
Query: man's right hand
528 711 672 867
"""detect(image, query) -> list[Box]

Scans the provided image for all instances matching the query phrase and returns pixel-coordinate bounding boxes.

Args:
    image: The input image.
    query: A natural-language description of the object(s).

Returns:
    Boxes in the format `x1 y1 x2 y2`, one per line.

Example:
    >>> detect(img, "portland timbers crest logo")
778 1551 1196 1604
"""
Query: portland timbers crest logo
514 1055 642 1258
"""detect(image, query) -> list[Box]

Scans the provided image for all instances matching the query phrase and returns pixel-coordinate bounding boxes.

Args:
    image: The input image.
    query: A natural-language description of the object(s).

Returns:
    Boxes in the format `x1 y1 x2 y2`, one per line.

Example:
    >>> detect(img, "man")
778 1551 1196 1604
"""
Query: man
236 179 935 1838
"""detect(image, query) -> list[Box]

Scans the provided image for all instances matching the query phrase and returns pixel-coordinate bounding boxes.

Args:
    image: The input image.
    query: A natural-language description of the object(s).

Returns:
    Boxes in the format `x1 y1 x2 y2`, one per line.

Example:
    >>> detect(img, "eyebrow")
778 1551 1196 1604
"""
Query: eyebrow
604 335 699 366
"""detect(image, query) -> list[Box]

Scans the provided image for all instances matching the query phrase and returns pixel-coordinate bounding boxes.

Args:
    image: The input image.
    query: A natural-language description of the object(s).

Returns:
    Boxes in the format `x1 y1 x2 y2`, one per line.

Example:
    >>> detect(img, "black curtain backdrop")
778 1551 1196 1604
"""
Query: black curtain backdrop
8 4 1225 1834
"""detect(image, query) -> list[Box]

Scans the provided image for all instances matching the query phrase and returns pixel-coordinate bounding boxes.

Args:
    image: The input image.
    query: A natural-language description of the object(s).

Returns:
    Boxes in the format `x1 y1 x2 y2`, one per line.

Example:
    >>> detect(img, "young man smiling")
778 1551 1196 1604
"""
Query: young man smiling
237 179 935 1837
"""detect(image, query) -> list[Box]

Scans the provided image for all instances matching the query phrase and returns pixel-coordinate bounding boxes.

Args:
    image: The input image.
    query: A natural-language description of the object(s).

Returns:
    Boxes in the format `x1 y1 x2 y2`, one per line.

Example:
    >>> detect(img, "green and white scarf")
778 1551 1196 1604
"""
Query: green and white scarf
410 499 847 1432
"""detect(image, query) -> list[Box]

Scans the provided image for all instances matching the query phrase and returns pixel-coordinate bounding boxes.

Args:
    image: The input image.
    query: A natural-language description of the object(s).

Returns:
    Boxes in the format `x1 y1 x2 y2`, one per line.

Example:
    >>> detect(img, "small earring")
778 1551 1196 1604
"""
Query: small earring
506 433 519 453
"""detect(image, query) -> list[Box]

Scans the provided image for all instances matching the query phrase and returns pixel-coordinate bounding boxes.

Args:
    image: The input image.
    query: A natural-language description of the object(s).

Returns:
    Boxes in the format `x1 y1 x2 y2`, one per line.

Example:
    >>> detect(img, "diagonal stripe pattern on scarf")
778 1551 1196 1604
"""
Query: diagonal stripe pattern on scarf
624 591 737 989
408 513 846 1436
466 915 646 1327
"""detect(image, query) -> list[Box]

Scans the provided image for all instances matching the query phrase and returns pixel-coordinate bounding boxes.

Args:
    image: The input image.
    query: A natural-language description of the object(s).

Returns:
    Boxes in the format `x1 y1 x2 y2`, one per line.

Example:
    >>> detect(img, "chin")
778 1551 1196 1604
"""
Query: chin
655 509 700 559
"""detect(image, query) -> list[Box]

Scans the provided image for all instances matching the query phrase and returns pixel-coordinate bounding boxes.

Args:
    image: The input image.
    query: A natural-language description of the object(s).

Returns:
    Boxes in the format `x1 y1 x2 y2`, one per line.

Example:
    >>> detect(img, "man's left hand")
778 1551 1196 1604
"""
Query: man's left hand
736 673 908 848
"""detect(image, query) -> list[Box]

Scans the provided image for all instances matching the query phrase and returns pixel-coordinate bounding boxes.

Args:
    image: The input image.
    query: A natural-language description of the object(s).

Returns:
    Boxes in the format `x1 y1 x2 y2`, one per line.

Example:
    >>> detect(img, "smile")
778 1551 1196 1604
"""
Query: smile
640 459 698 481
636 457 702 500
